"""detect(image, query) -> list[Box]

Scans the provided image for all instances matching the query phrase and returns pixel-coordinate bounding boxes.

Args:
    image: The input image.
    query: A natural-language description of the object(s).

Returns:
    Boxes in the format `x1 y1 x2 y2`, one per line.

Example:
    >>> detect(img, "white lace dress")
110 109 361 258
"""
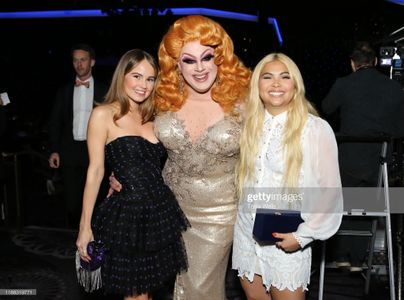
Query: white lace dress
232 111 343 291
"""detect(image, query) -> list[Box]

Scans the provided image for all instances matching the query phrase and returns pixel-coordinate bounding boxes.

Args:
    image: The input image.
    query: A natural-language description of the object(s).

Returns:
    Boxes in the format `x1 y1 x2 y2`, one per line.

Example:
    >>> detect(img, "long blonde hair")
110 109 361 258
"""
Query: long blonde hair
155 15 250 113
237 53 318 194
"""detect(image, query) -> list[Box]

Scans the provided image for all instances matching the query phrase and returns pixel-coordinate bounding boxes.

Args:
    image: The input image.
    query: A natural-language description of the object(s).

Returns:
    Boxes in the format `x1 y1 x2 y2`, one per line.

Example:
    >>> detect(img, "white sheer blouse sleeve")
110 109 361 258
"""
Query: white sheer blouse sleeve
294 116 343 248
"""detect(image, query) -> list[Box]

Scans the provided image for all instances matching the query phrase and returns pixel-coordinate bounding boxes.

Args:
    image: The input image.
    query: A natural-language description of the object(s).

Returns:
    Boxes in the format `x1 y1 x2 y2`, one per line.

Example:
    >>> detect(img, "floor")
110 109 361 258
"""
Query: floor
0 225 394 300
0 155 397 300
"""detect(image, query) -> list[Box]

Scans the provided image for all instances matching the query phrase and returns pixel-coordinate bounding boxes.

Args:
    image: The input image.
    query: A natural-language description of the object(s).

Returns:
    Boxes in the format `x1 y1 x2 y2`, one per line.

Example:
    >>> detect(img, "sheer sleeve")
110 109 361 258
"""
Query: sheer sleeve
294 116 343 248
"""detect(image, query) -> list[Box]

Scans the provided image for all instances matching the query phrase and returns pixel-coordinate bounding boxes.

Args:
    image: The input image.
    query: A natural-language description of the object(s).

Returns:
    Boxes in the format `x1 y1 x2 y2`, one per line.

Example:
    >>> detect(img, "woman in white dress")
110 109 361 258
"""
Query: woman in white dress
232 53 343 299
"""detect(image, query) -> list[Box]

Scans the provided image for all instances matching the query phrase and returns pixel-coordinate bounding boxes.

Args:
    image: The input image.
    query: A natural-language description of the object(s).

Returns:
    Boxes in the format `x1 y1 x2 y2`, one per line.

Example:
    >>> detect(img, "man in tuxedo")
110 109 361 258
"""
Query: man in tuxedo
48 43 108 228
322 41 404 271
322 41 404 187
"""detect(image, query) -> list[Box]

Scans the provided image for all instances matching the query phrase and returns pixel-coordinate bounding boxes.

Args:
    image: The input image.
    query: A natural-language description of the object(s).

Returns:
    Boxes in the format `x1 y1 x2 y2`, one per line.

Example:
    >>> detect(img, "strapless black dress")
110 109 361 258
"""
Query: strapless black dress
92 136 189 296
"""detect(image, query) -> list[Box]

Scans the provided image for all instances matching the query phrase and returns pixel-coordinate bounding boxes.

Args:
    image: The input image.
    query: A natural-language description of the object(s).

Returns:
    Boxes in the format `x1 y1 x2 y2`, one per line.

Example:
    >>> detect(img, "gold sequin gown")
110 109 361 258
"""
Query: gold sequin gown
155 111 241 300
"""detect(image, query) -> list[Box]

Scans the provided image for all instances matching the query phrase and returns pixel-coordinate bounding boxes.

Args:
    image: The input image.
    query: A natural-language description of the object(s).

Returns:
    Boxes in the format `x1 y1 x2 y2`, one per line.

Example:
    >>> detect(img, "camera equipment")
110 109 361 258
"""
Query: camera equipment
379 23 404 85
379 47 395 67
379 45 404 84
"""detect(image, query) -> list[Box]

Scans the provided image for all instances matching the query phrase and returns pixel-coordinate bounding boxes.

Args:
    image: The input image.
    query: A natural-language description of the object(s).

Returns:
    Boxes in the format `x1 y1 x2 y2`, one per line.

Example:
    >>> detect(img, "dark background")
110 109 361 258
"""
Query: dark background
0 0 403 155
0 4 402 299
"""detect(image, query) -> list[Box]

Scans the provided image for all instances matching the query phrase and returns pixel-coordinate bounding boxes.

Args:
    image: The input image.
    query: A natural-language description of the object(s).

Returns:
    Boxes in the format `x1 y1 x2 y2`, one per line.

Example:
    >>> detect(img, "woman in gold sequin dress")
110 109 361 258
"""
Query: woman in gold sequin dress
154 15 251 300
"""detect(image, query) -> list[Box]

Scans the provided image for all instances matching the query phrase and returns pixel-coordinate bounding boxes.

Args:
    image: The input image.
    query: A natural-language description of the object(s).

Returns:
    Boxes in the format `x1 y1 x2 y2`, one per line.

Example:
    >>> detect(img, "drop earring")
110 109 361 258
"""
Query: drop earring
178 72 184 95
215 76 221 86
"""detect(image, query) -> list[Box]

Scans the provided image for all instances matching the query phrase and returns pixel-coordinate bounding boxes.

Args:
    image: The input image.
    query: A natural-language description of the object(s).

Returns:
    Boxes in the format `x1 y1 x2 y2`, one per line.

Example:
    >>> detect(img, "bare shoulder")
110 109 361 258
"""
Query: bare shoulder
91 104 116 121
144 121 155 130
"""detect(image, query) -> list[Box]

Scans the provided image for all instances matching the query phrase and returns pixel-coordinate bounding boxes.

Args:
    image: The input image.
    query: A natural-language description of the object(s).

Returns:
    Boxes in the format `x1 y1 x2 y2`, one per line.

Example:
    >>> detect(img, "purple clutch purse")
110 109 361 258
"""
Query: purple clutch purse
75 240 106 292
80 240 106 271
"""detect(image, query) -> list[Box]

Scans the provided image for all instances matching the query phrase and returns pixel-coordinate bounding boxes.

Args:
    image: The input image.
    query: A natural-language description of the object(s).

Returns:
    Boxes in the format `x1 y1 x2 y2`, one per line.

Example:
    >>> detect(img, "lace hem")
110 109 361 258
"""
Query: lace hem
233 247 311 293
292 232 303 249
237 268 309 292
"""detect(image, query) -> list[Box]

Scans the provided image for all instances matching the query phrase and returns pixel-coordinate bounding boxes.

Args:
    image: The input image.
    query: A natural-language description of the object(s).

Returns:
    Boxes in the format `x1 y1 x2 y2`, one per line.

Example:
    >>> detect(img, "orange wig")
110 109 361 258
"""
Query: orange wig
155 15 251 113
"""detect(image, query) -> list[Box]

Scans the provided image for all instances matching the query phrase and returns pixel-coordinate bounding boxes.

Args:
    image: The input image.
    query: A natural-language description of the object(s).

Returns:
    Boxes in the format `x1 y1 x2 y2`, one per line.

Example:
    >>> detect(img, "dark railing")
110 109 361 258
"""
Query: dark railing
1 148 50 232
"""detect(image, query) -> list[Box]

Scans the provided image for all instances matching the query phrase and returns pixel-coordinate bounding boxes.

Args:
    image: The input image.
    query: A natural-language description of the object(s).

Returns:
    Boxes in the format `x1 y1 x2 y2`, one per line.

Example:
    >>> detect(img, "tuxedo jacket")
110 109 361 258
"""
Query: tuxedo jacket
48 78 108 167
322 67 404 183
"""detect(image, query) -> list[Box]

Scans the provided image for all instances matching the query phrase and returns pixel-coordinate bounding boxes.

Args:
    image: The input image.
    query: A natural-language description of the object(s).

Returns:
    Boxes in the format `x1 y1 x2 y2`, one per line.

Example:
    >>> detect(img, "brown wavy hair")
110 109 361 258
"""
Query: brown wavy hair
103 49 158 124
155 15 251 113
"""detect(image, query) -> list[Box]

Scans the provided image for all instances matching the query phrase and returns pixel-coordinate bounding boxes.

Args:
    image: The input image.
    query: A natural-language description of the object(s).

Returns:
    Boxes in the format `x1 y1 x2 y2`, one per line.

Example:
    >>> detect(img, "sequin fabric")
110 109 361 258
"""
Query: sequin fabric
155 112 241 300
91 135 189 296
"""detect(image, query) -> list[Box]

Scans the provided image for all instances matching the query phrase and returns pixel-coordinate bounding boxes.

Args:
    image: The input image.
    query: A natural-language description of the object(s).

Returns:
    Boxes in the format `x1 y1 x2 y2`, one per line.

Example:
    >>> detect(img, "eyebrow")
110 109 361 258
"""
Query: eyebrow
129 71 156 77
181 48 214 58
261 71 290 76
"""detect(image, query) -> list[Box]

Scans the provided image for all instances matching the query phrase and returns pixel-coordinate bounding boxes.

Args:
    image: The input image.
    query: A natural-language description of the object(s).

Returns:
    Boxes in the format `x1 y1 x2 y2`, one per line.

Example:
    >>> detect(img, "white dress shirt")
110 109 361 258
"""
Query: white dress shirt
73 77 94 141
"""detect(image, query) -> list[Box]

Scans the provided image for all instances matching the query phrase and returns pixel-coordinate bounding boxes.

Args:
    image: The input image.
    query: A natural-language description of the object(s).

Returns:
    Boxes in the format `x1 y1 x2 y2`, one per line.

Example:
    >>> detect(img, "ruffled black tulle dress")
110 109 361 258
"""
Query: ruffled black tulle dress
92 135 189 296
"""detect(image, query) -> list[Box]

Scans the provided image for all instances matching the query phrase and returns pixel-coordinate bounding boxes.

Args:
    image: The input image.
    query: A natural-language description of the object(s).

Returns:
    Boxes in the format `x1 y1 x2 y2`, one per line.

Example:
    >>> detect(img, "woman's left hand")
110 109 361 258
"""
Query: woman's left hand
76 228 94 262
273 232 301 252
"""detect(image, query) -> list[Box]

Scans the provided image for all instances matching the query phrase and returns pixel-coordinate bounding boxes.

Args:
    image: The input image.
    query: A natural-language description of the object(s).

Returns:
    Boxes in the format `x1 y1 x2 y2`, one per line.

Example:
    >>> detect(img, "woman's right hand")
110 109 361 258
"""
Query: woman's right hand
107 172 122 197
76 228 94 262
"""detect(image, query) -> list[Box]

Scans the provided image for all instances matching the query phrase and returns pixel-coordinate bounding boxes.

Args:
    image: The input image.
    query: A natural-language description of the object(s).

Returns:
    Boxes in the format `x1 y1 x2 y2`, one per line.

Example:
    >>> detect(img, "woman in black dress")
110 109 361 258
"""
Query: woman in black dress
76 49 189 300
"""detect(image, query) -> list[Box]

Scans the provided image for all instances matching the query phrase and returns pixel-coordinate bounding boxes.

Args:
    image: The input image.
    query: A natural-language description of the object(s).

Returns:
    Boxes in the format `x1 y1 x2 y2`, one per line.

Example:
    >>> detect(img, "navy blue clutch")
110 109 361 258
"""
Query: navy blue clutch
252 209 303 245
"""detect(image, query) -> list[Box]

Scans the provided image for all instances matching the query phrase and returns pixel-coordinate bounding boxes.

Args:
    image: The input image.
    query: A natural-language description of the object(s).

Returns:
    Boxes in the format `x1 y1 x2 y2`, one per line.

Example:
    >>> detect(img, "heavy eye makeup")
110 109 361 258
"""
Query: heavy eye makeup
181 57 196 64
180 52 214 64
202 54 214 61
